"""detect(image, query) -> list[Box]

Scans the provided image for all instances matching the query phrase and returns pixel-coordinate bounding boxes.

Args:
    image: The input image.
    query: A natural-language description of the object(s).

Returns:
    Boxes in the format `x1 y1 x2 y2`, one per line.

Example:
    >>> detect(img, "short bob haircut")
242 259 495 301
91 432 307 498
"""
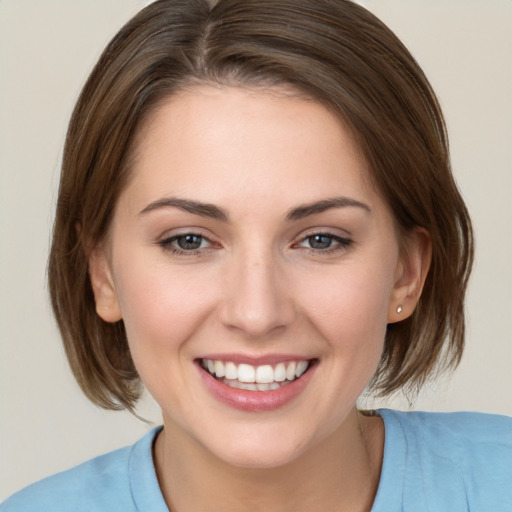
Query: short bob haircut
48 0 473 413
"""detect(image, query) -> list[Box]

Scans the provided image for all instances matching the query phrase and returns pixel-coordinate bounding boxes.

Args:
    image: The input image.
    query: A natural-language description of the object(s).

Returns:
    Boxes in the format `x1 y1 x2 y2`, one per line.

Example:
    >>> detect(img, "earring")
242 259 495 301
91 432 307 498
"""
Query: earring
396 305 403 314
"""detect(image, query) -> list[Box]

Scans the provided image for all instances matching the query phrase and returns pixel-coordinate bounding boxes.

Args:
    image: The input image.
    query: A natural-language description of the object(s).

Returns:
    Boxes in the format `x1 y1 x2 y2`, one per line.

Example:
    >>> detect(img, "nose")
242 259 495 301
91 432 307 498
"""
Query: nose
218 250 295 338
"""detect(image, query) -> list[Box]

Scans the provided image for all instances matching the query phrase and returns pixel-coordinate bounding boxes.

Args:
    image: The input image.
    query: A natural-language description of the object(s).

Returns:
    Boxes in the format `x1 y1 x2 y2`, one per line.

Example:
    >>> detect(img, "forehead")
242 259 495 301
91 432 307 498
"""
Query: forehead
123 85 379 214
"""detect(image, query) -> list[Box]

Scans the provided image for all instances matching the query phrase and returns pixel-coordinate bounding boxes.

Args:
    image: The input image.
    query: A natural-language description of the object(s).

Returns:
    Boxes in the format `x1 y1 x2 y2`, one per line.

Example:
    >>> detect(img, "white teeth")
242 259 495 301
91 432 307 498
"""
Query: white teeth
202 359 311 389
256 365 274 384
238 364 256 383
274 363 286 382
214 360 225 378
222 380 291 391
225 362 238 380
286 362 296 381
296 361 309 378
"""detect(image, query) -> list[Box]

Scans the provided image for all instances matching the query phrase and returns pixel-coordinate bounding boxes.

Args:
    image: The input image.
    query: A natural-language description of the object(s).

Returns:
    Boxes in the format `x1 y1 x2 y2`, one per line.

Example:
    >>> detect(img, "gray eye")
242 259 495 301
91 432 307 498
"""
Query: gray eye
176 234 204 250
307 235 333 249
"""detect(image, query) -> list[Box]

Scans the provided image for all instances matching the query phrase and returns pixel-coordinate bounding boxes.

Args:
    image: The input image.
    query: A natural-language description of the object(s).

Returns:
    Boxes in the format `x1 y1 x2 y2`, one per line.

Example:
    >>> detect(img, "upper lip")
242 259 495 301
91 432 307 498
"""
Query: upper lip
196 353 314 366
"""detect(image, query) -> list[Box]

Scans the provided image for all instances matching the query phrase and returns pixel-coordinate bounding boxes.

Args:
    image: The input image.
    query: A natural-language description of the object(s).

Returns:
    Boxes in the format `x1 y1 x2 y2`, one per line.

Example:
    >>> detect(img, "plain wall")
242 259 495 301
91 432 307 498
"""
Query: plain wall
0 0 510 500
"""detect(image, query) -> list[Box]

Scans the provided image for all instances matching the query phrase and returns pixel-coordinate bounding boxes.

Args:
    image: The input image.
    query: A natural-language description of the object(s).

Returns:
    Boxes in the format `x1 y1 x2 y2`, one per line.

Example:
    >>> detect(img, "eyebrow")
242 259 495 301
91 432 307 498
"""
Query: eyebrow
139 197 229 221
285 196 371 221
138 195 371 222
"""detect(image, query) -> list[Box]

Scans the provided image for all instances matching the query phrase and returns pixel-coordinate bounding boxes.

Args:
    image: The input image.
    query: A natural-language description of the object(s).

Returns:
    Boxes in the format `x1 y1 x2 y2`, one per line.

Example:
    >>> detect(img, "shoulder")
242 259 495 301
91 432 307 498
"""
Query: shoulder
0 447 133 512
385 409 512 460
386 408 512 443
378 409 512 510
0 427 162 512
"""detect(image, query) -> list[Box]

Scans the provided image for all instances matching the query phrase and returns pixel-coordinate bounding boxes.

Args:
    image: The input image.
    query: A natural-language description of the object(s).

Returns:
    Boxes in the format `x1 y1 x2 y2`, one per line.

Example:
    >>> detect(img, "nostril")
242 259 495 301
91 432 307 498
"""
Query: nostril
218 257 295 335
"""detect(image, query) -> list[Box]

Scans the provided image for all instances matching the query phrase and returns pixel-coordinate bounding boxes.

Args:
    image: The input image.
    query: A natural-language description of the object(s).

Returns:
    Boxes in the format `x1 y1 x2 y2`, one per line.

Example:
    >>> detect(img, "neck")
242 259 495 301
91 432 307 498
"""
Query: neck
154 409 384 512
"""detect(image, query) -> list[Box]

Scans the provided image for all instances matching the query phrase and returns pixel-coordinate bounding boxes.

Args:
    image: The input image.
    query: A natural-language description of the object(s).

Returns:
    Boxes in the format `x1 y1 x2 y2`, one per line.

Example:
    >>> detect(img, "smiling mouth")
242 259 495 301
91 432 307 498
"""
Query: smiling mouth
200 359 314 392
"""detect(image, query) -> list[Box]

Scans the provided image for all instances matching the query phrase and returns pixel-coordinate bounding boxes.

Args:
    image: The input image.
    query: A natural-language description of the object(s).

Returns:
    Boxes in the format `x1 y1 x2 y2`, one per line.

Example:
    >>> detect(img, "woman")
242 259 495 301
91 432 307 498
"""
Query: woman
2 0 510 510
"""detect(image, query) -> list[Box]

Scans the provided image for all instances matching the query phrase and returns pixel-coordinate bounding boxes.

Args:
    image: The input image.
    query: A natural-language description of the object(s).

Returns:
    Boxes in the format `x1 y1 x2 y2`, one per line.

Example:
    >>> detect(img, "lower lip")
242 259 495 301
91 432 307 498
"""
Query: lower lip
197 362 316 412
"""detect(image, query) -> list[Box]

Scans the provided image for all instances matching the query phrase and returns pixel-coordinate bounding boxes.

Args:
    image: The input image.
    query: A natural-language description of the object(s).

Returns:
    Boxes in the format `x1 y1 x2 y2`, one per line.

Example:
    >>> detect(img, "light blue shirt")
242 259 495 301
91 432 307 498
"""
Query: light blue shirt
2 410 511 511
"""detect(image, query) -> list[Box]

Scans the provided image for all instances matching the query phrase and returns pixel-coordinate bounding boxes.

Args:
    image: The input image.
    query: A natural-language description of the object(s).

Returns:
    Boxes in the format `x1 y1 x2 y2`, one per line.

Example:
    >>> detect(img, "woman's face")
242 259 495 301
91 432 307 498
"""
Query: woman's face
92 86 414 468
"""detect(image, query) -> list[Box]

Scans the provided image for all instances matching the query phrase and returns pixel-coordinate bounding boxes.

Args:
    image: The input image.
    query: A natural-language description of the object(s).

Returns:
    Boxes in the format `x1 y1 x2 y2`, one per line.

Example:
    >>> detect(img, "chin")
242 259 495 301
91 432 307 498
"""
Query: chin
204 427 313 470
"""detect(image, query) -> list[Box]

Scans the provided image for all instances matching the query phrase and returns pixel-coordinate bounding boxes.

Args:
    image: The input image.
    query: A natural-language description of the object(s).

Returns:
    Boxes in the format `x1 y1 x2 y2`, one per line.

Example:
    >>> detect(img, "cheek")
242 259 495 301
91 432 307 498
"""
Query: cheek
296 258 395 354
112 256 218 367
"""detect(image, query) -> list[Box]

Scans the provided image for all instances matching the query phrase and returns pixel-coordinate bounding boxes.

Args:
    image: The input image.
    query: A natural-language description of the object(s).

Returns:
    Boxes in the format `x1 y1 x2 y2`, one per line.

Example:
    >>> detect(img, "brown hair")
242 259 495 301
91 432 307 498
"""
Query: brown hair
48 0 473 412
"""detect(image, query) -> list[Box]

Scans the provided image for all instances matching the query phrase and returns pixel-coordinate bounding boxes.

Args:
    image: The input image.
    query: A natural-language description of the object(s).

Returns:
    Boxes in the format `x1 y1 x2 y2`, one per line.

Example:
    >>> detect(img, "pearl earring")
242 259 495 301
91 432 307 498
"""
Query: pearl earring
396 305 403 314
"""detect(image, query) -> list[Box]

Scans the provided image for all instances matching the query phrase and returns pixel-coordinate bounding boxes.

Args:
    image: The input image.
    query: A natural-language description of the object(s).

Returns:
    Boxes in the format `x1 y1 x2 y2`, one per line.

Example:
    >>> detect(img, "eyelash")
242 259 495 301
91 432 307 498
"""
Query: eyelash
159 232 212 256
158 231 352 257
295 232 352 254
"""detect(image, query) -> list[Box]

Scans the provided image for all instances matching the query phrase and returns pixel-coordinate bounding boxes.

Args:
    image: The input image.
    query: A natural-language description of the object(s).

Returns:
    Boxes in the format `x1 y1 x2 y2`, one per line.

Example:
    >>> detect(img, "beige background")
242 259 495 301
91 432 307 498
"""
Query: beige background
0 0 511 500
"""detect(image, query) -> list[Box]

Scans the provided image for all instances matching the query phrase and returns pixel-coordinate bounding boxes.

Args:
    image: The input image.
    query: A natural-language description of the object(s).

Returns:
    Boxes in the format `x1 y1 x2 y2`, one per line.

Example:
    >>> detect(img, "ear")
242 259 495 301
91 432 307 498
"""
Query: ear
388 227 432 323
88 246 122 323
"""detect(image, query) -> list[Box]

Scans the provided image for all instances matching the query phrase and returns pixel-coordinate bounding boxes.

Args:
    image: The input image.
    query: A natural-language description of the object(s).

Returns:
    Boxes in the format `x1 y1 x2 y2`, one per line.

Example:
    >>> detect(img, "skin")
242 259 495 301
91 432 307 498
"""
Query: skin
90 86 431 511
